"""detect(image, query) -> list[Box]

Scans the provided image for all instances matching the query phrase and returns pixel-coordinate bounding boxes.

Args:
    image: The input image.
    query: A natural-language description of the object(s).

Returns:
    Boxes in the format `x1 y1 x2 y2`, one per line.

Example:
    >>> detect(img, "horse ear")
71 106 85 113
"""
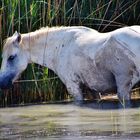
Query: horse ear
13 31 21 43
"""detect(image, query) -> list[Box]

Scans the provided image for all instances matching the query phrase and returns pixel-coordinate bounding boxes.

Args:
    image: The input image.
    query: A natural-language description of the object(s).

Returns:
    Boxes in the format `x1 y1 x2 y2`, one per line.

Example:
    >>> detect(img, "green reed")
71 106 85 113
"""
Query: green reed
0 0 139 107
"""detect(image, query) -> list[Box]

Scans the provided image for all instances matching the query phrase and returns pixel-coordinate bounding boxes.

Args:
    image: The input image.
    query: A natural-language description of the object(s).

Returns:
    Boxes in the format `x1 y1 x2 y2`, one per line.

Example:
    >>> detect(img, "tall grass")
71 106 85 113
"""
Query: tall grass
0 0 140 107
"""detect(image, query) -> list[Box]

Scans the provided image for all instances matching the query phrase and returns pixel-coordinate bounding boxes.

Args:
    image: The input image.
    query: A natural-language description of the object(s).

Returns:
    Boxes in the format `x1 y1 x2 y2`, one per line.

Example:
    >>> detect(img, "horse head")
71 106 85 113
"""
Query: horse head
0 31 29 89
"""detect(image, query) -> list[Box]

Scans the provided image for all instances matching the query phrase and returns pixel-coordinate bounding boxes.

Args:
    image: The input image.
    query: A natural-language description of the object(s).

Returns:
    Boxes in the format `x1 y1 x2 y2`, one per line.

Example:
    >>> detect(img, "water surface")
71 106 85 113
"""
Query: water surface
1 103 140 139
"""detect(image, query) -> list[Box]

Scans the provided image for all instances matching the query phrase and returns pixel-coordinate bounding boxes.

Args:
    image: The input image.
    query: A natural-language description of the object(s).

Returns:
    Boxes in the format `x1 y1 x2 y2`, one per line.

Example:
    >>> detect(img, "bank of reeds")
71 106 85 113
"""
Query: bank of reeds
0 0 139 107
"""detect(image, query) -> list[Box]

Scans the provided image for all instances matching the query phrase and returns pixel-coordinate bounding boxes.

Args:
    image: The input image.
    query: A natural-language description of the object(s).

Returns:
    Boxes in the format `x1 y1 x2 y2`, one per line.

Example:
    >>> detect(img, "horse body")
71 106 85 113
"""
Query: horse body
0 26 140 106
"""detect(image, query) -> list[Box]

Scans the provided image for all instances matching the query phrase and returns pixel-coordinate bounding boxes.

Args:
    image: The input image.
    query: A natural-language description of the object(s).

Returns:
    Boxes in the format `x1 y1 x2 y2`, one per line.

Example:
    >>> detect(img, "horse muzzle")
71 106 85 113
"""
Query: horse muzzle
0 71 16 89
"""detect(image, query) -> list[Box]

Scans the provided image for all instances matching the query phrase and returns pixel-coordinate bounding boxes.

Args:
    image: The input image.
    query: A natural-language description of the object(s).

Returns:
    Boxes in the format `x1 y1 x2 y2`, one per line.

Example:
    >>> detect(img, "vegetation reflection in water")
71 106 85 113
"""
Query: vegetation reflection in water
1 104 140 139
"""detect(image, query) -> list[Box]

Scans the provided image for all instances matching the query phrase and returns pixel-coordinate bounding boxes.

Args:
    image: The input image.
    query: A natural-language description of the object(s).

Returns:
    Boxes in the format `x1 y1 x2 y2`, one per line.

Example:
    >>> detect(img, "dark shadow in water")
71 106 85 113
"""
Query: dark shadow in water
3 99 140 110
78 99 140 110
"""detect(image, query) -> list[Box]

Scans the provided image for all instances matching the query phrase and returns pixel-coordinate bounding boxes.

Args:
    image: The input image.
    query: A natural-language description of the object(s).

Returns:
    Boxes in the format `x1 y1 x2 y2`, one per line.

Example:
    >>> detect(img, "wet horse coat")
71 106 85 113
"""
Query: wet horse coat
0 26 140 106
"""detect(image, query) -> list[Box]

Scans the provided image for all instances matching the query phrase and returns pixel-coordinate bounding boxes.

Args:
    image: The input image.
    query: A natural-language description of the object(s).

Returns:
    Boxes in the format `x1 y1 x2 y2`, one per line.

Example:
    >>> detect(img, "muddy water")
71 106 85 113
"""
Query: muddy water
1 103 140 140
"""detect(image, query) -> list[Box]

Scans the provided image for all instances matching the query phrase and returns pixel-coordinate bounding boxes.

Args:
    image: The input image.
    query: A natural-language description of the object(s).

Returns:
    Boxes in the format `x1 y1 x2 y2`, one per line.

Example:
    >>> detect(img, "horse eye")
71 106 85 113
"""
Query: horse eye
8 55 16 61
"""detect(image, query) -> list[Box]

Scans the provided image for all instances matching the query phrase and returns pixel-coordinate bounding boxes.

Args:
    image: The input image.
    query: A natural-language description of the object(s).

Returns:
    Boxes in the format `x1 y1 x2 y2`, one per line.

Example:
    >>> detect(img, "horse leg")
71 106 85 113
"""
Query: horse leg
115 75 132 108
90 90 101 101
66 82 83 105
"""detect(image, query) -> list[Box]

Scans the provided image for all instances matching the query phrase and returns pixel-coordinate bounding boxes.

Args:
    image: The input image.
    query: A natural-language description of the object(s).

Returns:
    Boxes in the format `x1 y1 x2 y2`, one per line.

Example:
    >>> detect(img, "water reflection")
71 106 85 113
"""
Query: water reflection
1 103 140 139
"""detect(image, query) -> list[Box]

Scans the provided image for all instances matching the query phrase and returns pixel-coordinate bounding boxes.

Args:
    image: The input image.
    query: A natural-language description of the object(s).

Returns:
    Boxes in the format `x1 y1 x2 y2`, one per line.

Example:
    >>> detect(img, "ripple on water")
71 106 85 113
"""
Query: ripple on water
0 104 140 139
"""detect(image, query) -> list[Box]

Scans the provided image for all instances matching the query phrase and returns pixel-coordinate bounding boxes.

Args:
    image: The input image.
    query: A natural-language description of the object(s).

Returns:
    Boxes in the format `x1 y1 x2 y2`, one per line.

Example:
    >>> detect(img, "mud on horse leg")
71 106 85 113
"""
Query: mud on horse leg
117 92 132 108
115 76 132 108
66 82 84 106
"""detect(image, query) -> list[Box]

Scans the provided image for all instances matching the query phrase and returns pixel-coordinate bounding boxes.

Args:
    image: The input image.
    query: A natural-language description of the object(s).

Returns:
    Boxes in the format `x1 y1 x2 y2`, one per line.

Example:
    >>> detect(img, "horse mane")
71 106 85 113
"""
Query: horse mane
21 26 68 45
27 26 97 45
29 26 66 37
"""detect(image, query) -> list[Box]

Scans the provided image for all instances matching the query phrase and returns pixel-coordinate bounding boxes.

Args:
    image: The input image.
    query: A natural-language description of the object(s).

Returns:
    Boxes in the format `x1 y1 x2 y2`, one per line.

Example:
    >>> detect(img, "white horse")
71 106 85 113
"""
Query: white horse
0 26 140 106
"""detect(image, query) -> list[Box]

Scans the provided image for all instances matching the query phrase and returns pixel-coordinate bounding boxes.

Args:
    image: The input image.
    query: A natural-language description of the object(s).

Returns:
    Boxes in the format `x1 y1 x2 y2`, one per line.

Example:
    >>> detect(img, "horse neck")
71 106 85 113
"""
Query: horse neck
21 28 65 72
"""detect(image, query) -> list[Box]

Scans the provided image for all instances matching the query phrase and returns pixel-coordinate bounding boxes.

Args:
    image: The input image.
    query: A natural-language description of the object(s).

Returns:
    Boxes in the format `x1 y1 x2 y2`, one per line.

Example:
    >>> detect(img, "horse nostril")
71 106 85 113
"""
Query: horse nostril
0 72 15 89
0 78 12 89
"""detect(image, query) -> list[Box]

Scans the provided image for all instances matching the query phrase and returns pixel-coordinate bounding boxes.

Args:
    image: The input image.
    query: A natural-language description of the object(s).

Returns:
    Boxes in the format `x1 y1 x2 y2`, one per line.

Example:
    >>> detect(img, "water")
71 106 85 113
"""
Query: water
1 102 140 139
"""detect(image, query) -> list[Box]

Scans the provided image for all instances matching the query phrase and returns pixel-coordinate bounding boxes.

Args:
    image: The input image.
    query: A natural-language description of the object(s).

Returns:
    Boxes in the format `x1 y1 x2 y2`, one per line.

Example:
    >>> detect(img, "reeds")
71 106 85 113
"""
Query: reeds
0 0 140 107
